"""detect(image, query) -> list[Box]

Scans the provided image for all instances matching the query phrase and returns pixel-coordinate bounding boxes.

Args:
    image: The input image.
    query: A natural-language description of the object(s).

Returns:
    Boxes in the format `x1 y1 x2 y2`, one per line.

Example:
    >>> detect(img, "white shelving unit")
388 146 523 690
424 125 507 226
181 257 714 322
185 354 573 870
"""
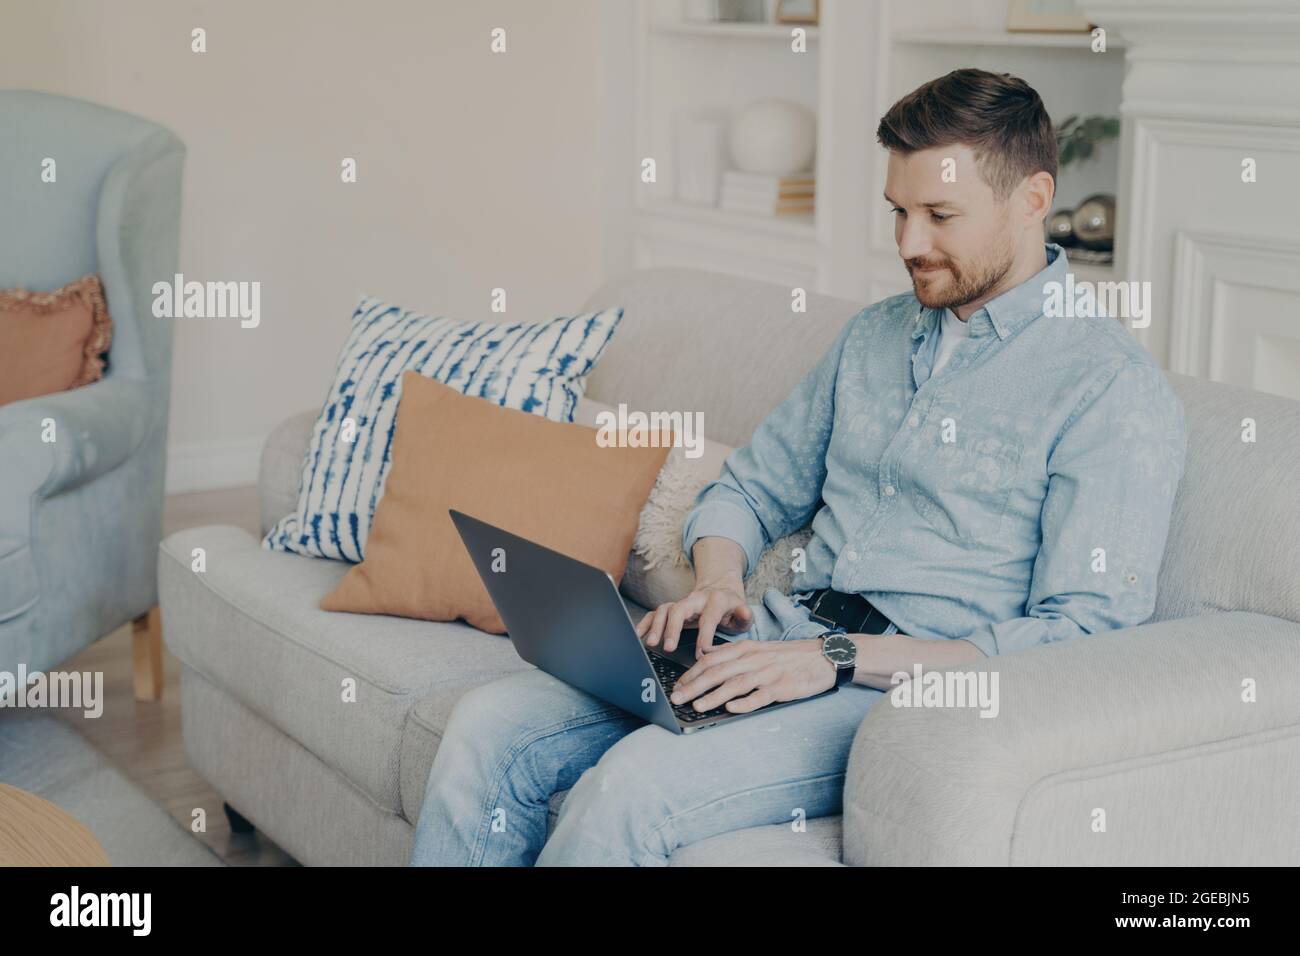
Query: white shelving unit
893 30 1124 49
614 0 1127 302
652 21 820 41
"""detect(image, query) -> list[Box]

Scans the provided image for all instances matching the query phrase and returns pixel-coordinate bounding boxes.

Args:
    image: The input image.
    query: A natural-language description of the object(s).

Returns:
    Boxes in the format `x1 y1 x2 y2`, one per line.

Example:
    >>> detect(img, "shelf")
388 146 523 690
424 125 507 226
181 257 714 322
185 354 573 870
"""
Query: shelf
893 30 1124 51
1066 259 1120 284
636 199 817 242
652 20 820 41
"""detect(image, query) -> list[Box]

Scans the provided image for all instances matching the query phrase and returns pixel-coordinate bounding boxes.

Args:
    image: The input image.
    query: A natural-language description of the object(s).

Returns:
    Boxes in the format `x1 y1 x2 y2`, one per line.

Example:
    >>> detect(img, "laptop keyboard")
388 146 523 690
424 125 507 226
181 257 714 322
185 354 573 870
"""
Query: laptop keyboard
648 652 731 724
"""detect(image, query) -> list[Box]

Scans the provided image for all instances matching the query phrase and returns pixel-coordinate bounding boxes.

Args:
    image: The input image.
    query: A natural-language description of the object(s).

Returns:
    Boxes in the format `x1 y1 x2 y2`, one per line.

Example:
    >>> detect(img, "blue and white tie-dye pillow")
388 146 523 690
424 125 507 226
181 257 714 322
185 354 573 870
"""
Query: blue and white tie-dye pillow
264 295 623 562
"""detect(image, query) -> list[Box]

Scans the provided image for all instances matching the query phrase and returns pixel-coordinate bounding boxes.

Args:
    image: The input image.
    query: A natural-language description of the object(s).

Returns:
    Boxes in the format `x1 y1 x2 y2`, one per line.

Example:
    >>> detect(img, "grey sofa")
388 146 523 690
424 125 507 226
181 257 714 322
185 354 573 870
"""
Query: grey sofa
1 91 184 695
159 267 1300 866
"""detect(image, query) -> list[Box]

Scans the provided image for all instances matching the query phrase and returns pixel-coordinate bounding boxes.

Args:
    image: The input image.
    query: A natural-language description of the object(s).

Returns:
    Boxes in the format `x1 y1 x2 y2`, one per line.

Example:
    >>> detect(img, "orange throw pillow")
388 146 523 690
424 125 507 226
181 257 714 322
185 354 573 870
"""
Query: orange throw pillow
0 275 112 407
321 371 672 633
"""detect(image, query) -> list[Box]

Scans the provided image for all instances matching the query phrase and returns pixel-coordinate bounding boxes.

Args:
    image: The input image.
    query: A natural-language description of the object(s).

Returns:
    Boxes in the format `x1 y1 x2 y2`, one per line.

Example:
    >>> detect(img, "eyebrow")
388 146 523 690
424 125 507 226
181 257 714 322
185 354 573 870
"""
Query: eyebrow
883 192 960 210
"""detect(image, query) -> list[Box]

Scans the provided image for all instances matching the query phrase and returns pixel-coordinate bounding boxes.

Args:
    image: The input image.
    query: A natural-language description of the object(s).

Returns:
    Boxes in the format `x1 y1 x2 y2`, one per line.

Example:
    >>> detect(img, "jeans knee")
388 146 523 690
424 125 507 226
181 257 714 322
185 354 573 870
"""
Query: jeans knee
541 735 679 865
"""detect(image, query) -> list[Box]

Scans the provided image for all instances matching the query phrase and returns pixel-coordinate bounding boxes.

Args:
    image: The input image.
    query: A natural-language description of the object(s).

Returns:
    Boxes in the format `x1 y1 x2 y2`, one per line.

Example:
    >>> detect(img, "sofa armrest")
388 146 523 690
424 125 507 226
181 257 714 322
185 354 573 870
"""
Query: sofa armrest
258 409 317 537
0 377 152 508
842 610 1300 866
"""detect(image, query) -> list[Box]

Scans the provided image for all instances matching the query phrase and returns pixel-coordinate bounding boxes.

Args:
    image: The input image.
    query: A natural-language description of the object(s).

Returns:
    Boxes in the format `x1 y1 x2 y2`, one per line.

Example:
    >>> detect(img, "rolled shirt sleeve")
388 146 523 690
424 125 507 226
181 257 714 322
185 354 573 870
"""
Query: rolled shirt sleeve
960 361 1187 657
681 313 859 578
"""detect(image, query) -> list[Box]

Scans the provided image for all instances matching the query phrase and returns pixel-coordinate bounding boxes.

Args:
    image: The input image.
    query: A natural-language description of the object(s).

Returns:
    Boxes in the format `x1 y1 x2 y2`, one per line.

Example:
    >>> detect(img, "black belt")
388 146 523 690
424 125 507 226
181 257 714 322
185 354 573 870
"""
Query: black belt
797 588 895 635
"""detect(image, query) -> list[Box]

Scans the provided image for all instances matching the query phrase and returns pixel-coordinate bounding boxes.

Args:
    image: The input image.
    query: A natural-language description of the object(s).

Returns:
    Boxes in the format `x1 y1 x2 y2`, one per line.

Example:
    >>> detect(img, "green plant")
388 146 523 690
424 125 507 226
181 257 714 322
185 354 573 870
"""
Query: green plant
1055 115 1120 167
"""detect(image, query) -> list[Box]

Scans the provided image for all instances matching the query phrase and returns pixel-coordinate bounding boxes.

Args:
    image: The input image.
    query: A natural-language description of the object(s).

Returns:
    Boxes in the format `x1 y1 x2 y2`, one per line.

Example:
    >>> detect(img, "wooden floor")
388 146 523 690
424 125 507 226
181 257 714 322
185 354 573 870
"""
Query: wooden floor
52 486 298 866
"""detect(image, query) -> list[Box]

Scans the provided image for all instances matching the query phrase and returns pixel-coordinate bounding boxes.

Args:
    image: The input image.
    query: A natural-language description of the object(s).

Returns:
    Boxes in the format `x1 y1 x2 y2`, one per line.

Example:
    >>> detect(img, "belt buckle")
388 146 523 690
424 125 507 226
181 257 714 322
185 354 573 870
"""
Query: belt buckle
806 590 839 630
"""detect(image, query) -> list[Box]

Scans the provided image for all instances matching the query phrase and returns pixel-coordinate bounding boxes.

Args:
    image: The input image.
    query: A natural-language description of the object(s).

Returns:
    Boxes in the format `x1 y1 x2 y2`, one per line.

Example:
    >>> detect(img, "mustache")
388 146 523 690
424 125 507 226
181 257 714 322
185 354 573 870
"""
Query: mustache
906 257 952 272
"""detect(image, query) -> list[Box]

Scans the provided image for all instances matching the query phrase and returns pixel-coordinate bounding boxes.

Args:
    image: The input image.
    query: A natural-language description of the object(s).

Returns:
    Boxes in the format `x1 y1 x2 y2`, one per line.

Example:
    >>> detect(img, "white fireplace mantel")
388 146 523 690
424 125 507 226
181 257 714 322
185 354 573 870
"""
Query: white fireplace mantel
1080 0 1300 394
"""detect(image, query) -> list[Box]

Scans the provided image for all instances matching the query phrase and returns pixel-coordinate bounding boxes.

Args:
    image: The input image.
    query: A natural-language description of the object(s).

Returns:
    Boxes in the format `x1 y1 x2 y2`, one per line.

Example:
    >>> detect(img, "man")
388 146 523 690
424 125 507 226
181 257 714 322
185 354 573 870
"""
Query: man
410 68 1186 866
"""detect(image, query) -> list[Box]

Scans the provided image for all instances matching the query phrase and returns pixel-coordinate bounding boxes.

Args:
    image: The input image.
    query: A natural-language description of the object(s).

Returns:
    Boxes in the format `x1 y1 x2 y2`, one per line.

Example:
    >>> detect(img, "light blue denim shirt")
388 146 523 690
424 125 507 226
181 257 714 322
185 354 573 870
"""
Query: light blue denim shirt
681 244 1187 657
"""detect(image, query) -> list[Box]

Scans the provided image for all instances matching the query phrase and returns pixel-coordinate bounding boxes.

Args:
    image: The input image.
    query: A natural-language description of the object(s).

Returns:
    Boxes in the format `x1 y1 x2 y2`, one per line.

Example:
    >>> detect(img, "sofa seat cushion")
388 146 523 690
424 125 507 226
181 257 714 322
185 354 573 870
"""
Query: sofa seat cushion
159 525 533 820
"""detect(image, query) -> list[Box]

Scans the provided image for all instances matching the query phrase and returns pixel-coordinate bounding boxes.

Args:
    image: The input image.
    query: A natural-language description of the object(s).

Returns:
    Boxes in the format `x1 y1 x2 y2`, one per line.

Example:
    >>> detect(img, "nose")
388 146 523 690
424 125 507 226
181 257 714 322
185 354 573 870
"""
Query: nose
896 215 932 264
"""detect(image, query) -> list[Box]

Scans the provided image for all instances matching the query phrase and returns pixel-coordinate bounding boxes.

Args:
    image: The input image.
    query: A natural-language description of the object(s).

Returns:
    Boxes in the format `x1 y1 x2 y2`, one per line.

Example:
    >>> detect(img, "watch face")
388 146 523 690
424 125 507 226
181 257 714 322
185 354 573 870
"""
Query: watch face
822 632 856 666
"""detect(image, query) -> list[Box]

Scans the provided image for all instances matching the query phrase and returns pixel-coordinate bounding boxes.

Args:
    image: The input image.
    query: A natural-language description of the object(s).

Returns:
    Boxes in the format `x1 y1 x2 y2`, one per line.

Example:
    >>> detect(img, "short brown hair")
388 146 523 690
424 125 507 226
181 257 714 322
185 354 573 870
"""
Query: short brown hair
876 68 1057 199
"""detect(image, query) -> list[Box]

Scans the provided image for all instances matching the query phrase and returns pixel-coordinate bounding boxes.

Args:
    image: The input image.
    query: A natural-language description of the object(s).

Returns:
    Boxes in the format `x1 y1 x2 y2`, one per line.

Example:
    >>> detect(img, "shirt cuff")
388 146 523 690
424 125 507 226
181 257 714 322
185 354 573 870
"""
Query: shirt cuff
961 615 1086 657
681 498 767 579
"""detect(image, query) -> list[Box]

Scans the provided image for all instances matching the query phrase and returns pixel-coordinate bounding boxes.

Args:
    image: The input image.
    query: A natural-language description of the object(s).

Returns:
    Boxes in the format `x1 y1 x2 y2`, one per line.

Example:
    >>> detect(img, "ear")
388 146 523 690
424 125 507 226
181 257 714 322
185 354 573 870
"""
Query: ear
1020 170 1055 225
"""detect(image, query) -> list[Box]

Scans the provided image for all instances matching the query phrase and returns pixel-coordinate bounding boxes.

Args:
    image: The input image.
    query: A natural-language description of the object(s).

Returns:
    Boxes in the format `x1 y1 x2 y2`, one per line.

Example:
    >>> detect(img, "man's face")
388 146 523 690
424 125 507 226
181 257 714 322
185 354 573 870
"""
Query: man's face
884 144 1018 311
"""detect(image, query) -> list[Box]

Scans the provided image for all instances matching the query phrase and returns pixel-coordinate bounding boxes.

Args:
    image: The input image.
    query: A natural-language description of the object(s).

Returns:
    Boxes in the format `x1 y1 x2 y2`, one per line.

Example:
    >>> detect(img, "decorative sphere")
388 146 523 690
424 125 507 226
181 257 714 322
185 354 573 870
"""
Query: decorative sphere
1071 193 1117 250
728 99 816 176
1047 209 1076 245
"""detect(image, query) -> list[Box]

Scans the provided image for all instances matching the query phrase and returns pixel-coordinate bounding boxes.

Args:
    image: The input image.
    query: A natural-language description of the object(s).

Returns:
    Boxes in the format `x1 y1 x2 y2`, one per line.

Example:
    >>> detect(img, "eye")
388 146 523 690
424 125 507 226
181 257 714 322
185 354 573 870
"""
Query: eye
889 205 905 216
931 211 953 223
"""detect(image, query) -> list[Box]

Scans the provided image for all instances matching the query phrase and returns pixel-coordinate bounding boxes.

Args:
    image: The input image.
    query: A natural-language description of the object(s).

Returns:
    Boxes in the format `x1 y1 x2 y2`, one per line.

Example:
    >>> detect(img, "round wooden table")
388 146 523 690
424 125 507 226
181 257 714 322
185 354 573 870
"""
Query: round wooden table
0 784 110 866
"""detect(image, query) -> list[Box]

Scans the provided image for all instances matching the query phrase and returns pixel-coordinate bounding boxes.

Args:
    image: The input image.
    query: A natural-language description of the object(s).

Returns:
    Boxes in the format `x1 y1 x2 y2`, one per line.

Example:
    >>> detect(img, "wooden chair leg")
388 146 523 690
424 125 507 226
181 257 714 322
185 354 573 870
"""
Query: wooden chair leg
132 606 163 702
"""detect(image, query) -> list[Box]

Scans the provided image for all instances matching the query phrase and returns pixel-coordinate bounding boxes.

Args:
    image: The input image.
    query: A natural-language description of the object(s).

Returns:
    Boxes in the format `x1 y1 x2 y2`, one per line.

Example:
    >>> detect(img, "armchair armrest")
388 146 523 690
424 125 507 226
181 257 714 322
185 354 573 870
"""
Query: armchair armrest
0 376 152 505
842 610 1300 866
258 409 317 536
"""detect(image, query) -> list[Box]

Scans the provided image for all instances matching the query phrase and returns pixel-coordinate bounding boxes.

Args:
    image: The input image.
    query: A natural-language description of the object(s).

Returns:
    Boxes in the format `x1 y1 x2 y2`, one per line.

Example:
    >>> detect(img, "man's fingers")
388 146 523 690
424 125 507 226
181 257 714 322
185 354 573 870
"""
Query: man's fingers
642 605 669 647
661 596 703 653
693 602 725 656
694 591 737 655
729 603 754 630
634 610 652 639
673 641 753 701
697 598 752 659
724 685 777 714
693 672 769 712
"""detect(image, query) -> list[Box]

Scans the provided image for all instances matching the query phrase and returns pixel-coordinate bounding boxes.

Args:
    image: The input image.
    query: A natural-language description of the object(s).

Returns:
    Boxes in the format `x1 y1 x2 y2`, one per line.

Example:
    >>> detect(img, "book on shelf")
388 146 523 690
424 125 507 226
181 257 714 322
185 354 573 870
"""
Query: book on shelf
723 170 815 188
719 195 816 216
720 170 815 201
719 170 815 215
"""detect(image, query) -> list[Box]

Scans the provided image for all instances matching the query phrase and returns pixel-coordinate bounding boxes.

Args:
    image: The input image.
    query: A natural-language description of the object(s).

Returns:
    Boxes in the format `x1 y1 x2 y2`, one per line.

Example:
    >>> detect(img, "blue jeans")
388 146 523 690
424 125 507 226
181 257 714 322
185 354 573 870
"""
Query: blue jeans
408 589 885 866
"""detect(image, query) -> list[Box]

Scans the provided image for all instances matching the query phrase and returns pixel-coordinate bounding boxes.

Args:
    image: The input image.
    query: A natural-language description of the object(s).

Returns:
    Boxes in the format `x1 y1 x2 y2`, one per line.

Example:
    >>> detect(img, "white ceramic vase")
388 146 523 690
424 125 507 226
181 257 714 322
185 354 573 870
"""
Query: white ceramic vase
728 98 816 176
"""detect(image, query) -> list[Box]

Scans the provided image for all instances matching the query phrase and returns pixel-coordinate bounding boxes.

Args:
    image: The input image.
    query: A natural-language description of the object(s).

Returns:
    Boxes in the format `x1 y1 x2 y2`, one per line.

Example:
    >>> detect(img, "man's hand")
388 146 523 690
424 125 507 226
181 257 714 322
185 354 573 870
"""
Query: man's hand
668 638 837 713
635 580 753 657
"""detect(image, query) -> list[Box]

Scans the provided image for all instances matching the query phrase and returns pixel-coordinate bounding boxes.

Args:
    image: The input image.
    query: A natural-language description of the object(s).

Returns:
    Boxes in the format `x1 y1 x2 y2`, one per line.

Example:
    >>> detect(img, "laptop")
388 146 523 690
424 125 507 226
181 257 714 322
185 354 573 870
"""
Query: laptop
450 509 837 734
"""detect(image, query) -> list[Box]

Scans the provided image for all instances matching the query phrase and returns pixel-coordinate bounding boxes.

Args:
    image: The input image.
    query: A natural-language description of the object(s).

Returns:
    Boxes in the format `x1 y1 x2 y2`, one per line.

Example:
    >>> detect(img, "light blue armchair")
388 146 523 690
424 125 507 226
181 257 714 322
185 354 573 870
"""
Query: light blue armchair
0 91 185 698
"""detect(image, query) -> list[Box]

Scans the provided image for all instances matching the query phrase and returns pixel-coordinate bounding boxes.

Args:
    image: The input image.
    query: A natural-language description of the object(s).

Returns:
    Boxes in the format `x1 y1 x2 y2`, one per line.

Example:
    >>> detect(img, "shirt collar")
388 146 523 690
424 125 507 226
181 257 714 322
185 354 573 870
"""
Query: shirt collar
911 243 1069 342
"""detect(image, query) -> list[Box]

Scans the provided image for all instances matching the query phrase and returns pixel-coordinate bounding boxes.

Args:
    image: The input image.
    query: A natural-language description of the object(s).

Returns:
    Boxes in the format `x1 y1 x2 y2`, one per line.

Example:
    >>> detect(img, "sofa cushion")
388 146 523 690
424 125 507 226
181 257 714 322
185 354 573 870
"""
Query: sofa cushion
161 523 653 823
580 267 862 450
320 372 669 633
263 297 624 564
159 525 533 819
0 274 112 407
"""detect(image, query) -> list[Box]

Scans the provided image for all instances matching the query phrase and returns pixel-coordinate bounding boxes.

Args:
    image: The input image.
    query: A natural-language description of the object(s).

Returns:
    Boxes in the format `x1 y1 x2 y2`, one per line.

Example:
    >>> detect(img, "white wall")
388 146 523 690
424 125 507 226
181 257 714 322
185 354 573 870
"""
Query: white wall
0 0 609 491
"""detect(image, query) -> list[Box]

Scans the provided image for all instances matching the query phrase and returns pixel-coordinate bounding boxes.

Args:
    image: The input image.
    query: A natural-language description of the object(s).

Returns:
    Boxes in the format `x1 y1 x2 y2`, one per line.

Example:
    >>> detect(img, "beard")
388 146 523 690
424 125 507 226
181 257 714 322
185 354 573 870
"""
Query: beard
905 231 1016 311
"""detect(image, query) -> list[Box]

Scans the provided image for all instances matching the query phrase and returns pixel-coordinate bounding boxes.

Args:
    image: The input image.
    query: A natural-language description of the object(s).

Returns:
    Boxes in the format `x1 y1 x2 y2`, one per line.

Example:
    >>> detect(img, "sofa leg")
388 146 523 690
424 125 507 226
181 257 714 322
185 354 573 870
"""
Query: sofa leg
131 606 164 702
224 802 256 835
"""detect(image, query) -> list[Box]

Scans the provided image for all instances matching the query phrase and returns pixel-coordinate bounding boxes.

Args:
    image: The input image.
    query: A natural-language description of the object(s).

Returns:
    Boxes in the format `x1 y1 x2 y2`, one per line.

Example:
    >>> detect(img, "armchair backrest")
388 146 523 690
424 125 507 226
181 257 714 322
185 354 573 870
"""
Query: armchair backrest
0 90 185 380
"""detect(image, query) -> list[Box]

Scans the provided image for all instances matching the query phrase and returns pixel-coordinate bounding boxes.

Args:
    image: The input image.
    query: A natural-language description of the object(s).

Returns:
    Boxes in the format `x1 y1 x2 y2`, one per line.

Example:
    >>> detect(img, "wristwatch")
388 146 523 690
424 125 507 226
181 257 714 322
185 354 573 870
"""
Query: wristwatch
819 628 858 687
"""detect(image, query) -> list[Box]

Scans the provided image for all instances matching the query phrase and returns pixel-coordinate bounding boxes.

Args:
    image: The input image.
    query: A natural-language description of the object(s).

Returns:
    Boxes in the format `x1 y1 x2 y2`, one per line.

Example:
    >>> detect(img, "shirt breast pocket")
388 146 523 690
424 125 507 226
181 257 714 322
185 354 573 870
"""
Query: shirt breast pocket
911 428 1024 546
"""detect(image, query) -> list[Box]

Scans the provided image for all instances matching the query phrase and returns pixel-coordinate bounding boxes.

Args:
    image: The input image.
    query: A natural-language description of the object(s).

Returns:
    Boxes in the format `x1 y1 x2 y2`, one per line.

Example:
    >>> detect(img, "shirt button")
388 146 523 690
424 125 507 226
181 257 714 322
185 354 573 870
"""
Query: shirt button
908 415 920 427
846 549 858 562
884 485 896 496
